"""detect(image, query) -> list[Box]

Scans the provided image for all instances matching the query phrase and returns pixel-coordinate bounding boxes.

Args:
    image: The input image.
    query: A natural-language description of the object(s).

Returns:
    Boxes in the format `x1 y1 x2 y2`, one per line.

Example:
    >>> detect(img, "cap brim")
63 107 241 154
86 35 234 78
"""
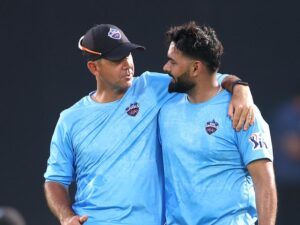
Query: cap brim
103 42 145 61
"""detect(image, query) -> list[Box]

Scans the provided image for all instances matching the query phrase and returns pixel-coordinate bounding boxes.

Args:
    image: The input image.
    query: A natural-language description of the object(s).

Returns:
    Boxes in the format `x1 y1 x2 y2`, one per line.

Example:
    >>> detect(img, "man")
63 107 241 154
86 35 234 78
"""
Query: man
44 24 255 225
159 22 277 225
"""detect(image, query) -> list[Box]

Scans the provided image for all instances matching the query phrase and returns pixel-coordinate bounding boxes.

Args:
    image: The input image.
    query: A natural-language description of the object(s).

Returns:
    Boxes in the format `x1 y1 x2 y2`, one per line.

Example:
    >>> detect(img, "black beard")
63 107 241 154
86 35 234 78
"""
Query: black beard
168 72 195 93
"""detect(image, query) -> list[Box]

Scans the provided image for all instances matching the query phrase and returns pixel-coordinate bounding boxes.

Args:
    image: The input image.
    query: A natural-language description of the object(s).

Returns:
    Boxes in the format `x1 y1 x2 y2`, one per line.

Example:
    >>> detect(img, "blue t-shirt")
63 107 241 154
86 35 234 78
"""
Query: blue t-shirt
158 90 273 225
44 71 173 225
44 72 227 225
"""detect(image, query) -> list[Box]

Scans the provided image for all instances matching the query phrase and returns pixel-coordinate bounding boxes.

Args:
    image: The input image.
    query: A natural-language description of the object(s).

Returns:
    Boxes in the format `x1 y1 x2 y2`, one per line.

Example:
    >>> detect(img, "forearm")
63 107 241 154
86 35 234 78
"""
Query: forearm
248 160 277 225
255 181 277 225
221 74 239 93
44 181 75 224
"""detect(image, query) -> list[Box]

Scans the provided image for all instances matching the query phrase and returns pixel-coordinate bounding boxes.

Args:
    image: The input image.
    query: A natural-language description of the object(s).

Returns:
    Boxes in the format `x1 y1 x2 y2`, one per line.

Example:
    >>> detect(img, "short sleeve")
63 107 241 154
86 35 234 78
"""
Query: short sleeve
44 115 75 186
236 107 273 166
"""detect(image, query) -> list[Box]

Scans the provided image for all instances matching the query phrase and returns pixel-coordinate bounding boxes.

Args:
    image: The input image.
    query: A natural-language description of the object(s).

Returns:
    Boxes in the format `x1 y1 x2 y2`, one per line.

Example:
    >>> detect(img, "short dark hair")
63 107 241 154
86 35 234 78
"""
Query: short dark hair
165 21 224 73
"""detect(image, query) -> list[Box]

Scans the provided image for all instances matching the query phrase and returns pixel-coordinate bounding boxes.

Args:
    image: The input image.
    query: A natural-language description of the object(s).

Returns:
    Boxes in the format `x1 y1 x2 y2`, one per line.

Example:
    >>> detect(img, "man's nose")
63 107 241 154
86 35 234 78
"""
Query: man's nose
163 62 169 73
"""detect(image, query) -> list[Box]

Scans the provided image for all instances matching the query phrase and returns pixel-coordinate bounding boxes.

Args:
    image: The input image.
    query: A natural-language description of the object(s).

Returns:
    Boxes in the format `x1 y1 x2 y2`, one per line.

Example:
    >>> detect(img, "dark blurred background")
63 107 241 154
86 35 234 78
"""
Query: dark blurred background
1 0 299 224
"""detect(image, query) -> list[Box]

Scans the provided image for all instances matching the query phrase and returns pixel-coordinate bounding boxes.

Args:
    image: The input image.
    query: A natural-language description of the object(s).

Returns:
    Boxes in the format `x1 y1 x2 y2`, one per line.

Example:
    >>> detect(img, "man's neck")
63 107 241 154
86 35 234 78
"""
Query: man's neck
92 88 127 103
92 77 130 103
187 73 221 104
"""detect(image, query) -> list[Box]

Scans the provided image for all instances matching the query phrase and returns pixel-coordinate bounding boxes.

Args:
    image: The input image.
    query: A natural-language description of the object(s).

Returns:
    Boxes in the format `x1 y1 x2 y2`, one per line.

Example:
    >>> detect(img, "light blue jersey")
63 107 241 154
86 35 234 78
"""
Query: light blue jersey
44 72 227 225
44 71 173 225
159 90 273 225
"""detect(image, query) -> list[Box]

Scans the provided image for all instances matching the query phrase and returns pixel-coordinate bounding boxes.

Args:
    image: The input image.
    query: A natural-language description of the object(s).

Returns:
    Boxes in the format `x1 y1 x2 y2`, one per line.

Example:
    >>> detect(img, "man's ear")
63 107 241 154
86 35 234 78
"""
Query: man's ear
87 61 99 77
190 60 204 77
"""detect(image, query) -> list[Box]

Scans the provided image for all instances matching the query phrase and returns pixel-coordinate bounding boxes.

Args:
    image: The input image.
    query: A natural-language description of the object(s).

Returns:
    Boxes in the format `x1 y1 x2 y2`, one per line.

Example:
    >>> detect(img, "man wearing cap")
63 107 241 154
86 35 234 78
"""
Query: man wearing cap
44 24 255 225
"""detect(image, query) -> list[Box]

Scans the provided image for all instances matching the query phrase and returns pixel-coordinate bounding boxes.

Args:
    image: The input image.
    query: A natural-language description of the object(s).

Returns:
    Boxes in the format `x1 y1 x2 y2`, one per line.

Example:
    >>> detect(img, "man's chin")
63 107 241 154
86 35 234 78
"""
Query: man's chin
168 83 176 93
168 83 189 93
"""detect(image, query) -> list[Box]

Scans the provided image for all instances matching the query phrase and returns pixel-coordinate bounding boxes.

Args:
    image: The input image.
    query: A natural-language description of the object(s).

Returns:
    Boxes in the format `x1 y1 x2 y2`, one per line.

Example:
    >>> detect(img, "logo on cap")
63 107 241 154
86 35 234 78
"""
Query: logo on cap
108 28 122 40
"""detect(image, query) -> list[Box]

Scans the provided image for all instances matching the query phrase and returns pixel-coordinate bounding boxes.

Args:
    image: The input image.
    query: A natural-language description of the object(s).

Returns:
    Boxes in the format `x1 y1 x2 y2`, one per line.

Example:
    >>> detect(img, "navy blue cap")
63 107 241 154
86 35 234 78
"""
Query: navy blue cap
78 24 145 61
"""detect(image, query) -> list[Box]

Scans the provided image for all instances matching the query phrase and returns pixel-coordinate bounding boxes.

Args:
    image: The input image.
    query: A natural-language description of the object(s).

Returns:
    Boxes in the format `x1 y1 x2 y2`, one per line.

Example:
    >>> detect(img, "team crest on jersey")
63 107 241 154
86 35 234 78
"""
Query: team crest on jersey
108 28 122 40
249 132 269 150
205 119 219 135
126 102 140 116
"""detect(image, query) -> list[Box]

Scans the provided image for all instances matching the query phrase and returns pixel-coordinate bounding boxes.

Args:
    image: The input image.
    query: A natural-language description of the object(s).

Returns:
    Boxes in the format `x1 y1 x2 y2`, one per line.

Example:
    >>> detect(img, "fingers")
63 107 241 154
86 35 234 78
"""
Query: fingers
234 106 256 131
62 215 83 225
79 215 88 224
234 105 248 131
228 103 234 120
243 107 253 131
64 215 88 225
250 108 255 125
232 105 243 130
